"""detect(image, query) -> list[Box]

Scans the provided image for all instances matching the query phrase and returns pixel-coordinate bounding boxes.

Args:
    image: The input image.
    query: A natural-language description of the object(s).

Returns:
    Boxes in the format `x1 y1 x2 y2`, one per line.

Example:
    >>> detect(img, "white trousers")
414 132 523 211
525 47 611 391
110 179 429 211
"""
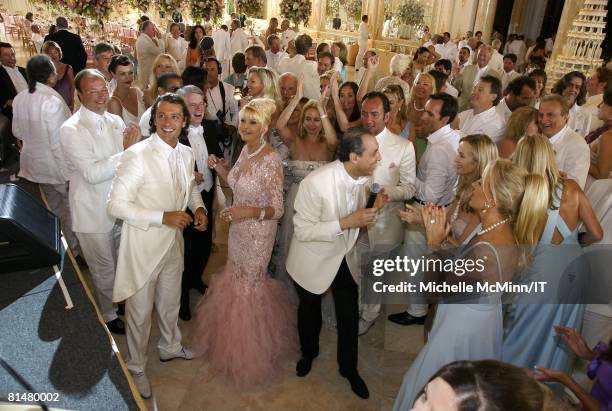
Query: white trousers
40 183 79 255
126 240 183 374
403 224 429 317
355 44 366 71
76 223 121 322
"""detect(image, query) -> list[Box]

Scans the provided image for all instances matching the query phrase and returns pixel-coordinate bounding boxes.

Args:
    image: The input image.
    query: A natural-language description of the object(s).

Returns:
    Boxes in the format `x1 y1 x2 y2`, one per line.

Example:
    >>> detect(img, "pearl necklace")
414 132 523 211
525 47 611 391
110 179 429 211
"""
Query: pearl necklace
247 140 266 159
413 101 425 111
478 217 511 236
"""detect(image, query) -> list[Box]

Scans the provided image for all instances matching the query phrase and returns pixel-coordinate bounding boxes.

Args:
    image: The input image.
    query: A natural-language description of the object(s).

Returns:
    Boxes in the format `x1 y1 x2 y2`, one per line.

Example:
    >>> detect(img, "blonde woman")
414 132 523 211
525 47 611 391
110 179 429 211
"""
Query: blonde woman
401 134 498 245
394 160 550 409
193 98 298 388
42 41 74 111
503 134 602 374
243 66 282 108
143 53 179 108
382 84 410 138
407 72 437 159
498 106 539 158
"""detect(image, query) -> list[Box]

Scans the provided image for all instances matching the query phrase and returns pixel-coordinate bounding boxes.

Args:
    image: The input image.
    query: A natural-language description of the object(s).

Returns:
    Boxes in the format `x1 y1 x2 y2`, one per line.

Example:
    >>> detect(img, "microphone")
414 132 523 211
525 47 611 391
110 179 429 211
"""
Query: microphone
365 183 381 209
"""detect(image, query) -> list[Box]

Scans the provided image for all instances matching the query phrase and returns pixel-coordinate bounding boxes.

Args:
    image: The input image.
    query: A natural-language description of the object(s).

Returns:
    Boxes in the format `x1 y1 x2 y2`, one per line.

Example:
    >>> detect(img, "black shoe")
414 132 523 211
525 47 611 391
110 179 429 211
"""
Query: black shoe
106 318 125 335
179 303 191 321
296 357 313 377
116 303 125 316
192 281 208 294
340 370 369 399
387 312 426 326
75 254 89 268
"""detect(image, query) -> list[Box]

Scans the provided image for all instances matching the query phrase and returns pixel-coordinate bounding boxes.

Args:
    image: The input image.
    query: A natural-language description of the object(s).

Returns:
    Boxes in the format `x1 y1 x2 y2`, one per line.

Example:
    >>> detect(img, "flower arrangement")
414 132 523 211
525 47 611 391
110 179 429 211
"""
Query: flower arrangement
190 0 224 22
52 0 113 20
280 0 312 27
345 0 361 22
131 0 152 13
397 0 425 27
236 0 262 18
326 0 339 16
156 0 184 15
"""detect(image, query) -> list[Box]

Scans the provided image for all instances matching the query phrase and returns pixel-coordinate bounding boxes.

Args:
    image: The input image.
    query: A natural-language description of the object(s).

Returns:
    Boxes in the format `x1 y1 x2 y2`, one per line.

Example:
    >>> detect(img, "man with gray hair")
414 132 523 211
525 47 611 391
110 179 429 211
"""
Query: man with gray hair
538 94 590 188
453 45 501 111
489 38 504 74
43 16 87 73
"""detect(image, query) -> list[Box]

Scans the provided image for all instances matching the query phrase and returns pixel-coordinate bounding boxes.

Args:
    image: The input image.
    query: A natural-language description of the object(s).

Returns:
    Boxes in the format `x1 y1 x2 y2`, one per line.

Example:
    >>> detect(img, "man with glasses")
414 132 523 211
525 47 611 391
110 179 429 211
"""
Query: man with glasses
60 69 140 335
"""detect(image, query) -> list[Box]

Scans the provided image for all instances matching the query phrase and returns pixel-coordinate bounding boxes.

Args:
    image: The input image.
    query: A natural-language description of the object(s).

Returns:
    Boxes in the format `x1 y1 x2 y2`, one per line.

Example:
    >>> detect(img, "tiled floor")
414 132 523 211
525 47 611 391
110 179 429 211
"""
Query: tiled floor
9 39 423 411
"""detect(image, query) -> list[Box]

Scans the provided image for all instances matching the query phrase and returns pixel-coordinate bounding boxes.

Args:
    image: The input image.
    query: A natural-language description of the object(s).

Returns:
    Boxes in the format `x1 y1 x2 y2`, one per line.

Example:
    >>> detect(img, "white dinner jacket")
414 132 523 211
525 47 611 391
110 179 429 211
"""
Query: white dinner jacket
286 161 367 294
60 106 126 233
136 33 165 88
549 125 590 189
108 133 205 301
369 128 416 247
277 54 321 101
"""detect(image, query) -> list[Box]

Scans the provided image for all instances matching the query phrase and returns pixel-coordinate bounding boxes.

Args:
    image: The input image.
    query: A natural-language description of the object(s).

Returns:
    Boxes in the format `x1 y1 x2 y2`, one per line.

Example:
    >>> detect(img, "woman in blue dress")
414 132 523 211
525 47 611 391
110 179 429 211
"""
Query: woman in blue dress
393 160 550 410
502 134 603 374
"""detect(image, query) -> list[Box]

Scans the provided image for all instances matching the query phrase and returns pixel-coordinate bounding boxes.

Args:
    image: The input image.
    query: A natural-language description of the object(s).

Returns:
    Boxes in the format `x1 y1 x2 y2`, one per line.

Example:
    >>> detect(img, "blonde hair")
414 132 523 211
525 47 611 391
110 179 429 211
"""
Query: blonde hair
320 69 341 84
512 134 561 208
247 66 282 108
382 84 409 124
505 107 538 143
240 98 277 129
481 160 549 246
408 72 437 104
456 134 499 212
297 100 325 142
42 41 62 59
145 54 179 102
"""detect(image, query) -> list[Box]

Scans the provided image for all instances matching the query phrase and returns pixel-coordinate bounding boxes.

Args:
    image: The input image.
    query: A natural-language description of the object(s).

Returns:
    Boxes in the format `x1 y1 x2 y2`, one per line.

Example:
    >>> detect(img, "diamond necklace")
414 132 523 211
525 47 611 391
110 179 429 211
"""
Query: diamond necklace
247 140 266 159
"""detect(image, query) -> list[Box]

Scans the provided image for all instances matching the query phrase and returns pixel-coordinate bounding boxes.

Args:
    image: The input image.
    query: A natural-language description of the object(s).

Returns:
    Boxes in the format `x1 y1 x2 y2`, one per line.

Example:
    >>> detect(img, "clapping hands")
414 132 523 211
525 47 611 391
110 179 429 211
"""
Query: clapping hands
422 203 450 246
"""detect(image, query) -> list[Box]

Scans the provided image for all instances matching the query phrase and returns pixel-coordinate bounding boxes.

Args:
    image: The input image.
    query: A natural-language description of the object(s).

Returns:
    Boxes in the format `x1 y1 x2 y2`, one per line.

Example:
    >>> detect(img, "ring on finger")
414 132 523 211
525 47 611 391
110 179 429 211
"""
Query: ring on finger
430 219 436 224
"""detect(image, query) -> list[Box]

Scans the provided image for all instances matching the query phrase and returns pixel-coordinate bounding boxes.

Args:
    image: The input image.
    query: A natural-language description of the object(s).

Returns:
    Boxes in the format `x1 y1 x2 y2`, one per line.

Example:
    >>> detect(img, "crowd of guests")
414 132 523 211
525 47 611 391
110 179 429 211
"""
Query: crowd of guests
1 12 611 410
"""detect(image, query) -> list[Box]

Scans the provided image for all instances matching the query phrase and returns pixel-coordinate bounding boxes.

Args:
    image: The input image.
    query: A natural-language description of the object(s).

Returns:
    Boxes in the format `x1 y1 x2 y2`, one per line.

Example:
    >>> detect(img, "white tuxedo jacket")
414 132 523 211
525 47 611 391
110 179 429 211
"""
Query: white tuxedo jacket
369 128 416 247
286 161 367 294
136 34 165 88
108 134 205 301
60 106 126 233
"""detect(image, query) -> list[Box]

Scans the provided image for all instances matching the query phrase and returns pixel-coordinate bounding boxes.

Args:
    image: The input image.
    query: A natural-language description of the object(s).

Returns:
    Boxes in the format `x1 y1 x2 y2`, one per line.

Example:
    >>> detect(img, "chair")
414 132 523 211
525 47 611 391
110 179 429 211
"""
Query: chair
3 14 17 38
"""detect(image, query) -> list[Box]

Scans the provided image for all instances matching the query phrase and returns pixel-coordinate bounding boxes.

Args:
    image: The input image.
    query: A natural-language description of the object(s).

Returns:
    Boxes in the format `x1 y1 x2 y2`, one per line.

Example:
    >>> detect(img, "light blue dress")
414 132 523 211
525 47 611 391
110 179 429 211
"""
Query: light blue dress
502 182 586 374
392 228 505 410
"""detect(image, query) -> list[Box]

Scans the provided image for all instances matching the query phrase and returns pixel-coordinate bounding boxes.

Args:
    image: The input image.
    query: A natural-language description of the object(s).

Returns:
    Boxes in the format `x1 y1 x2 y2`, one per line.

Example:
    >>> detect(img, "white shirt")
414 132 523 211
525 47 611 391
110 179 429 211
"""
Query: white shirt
12 83 72 184
139 106 152 137
495 98 512 123
568 103 591 137
435 41 458 62
230 28 249 57
489 50 504 74
333 56 343 73
501 69 520 91
187 124 213 192
416 125 460 205
265 49 288 73
444 81 458 98
281 28 296 51
548 125 590 188
458 106 506 143
2 64 27 93
339 164 369 215
164 35 187 68
473 64 489 87
32 33 44 53
277 54 321 101
358 22 368 47
583 94 603 133
205 80 238 127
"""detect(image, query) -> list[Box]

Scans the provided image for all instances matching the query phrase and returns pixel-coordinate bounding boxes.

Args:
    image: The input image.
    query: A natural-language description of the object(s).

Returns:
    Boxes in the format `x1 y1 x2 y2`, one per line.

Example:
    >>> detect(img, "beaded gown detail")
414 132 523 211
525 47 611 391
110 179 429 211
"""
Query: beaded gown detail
192 148 299 389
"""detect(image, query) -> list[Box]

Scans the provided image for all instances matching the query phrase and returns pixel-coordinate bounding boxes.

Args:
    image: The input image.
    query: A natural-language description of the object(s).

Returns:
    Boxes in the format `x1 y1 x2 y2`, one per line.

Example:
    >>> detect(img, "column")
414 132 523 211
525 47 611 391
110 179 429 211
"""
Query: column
507 0 528 34
549 0 584 62
474 0 498 41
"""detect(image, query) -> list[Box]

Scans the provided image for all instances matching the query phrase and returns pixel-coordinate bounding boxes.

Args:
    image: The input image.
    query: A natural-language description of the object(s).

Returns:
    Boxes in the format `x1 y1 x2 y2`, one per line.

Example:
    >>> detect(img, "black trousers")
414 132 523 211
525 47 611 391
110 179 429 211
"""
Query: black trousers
181 187 214 300
293 258 359 375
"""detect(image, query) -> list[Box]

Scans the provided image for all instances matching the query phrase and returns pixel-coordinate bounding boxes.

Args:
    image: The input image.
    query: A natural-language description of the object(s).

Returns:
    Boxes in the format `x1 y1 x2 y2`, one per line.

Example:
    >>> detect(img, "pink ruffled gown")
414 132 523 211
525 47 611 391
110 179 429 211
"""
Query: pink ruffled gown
192 148 299 389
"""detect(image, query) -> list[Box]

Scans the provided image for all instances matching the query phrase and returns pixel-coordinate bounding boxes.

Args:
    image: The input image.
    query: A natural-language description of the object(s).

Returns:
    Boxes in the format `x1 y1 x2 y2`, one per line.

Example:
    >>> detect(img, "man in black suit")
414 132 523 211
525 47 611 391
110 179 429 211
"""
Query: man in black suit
0 42 27 120
44 16 87 74
176 85 223 320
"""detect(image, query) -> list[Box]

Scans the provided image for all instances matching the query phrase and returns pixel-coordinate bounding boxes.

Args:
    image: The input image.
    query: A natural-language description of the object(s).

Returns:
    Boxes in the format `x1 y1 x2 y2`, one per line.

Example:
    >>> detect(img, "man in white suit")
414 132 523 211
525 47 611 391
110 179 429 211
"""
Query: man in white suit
229 19 248 66
287 127 386 400
212 24 231 76
538 94 590 188
135 21 165 89
60 69 140 334
107 94 207 399
356 92 416 335
277 34 321 101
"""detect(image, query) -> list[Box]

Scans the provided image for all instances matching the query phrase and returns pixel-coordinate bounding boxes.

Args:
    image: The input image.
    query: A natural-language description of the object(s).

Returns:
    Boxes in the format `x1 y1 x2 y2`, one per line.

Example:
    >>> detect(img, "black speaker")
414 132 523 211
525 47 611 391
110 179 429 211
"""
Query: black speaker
0 184 61 273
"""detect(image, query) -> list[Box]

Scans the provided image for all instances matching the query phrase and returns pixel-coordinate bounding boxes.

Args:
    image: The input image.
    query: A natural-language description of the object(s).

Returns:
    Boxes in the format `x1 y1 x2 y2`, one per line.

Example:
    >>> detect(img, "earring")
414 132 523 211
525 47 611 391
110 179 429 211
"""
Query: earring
260 133 266 144
482 201 493 213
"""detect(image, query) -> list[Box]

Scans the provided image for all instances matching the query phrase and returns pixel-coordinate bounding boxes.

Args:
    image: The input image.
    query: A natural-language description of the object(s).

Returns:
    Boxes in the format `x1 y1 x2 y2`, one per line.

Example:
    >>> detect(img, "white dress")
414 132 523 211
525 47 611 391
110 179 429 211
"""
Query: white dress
116 88 145 126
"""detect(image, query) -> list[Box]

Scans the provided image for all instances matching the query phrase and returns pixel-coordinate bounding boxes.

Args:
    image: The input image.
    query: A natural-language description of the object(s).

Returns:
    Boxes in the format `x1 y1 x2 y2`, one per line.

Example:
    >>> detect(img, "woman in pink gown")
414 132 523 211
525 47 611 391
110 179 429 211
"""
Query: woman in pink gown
192 98 298 389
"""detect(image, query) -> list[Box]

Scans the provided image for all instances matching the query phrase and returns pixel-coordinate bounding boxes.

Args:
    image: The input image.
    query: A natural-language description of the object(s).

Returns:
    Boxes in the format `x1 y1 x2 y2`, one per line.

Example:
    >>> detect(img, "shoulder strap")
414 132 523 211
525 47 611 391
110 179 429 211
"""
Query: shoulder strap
218 81 226 121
